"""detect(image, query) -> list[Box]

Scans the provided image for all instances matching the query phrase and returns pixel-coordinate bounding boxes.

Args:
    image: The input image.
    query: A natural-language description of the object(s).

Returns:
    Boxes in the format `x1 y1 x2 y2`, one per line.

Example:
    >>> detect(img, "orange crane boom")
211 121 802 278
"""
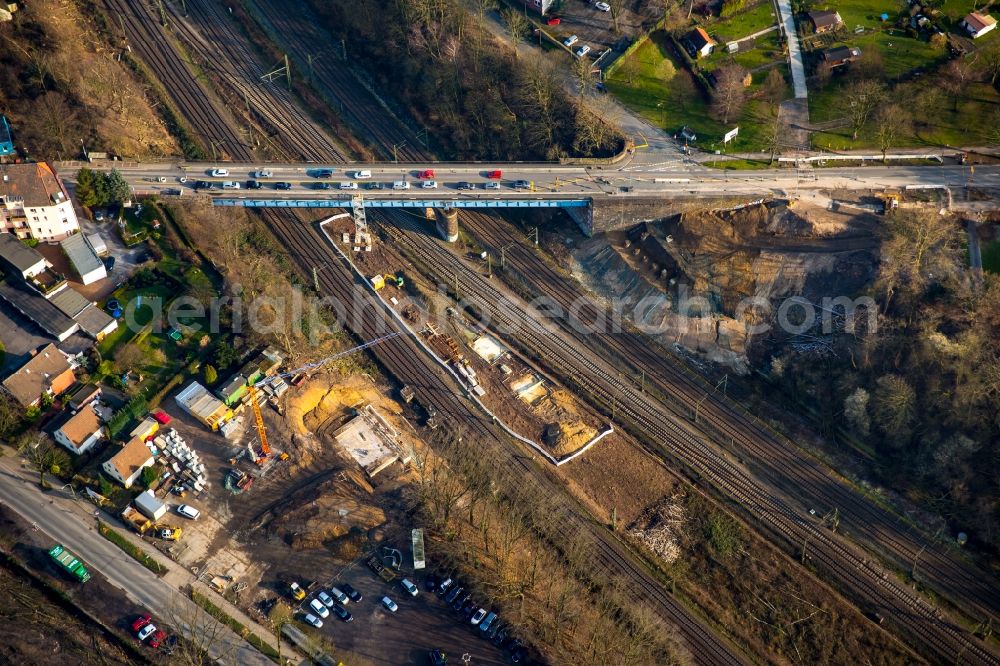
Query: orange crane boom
247 384 270 459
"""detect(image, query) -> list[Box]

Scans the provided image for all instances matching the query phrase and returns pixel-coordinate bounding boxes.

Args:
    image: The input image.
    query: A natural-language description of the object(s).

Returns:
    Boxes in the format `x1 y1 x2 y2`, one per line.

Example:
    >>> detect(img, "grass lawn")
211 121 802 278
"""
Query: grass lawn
983 240 1000 275
607 31 785 151
706 1 780 43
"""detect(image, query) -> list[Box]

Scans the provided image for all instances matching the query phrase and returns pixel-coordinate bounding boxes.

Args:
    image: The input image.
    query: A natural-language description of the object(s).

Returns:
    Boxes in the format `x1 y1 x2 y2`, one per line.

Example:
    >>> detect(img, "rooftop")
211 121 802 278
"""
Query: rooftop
0 233 46 275
56 405 102 449
809 9 843 27
176 381 227 418
1 343 73 406
0 162 67 208
334 404 407 477
60 233 103 277
965 12 996 31
73 304 115 338
48 287 91 318
0 279 79 340
688 27 715 48
105 436 154 482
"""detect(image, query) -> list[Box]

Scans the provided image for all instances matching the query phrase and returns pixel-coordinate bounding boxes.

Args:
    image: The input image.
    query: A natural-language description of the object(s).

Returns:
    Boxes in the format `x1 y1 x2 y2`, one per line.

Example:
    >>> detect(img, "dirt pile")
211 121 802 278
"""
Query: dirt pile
266 469 386 550
571 201 878 371
628 495 686 565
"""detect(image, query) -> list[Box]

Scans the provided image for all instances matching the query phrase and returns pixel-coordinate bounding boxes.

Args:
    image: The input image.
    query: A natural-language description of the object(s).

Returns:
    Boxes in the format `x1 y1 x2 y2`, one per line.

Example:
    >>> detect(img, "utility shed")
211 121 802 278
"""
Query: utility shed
86 233 108 256
134 489 167 520
0 280 79 341
48 288 117 341
0 232 47 279
60 233 106 285
175 381 232 431
215 373 249 407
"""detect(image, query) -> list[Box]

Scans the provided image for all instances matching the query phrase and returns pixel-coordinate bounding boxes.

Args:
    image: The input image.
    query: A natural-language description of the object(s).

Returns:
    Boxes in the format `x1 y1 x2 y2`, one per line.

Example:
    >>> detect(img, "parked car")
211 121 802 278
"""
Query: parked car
392 181 411 190
247 180 262 189
513 179 531 189
131 614 151 632
274 181 293 190
341 583 363 602
317 591 335 607
460 599 477 618
421 180 439 189
483 181 501 190
594 1 611 11
94 210 105 221
381 596 398 612
437 577 454 596
575 45 592 58
470 608 488 625
176 505 200 520
137 623 157 641
545 17 561 25
425 574 439 591
456 181 474 190
314 182 331 190
479 611 498 633
209 168 228 177
303 613 323 628
313 169 334 178
252 169 272 178
103 256 116 273
417 169 435 179
365 181 384 190
309 598 329 618
453 593 471 612
563 35 579 47
148 630 167 648
339 181 359 190
331 604 353 622
329 587 350 604
401 579 419 596
445 586 463 604
429 649 447 666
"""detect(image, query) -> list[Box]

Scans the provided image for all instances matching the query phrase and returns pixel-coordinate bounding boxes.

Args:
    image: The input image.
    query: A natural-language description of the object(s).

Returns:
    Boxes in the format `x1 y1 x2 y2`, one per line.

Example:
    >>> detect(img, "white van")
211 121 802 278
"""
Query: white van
353 170 372 179
209 168 229 177
392 181 410 190
221 181 241 190
329 587 350 604
339 181 359 190
177 504 201 520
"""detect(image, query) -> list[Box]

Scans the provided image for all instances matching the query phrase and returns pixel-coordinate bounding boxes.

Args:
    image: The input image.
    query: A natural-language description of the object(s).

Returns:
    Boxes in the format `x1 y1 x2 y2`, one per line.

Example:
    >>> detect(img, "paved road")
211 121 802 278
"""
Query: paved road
774 0 808 99
0 457 277 666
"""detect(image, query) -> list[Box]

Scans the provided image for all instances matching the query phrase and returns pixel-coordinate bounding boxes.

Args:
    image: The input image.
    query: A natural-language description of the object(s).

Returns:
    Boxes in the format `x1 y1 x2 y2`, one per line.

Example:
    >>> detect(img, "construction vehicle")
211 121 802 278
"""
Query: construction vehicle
247 383 272 466
225 468 254 493
121 506 152 535
158 526 183 541
877 190 900 214
289 581 306 601
49 544 92 582
367 554 396 582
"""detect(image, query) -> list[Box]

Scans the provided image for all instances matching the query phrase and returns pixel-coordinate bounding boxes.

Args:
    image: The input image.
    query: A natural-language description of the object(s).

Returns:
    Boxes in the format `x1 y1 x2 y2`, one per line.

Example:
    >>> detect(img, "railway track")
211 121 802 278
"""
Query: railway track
91 2 748 662
372 208 1000 666
458 211 1000 625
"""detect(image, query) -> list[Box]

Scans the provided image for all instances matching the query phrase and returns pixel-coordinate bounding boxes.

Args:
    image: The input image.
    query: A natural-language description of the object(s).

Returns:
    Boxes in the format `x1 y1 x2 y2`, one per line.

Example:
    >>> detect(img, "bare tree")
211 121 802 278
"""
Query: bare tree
608 0 627 34
501 7 530 56
114 343 146 375
844 79 885 140
19 434 69 488
572 54 596 96
873 103 911 162
711 64 748 124
939 59 975 111
756 104 783 164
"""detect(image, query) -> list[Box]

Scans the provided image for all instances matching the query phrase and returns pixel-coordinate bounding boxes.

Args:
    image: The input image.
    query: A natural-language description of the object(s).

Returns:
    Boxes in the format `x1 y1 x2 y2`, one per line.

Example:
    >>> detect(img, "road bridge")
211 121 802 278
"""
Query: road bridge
214 198 590 209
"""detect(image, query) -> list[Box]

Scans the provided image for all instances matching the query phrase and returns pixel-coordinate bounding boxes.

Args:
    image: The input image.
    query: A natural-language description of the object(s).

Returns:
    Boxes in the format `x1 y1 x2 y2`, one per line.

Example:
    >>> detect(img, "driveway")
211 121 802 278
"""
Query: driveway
775 0 808 99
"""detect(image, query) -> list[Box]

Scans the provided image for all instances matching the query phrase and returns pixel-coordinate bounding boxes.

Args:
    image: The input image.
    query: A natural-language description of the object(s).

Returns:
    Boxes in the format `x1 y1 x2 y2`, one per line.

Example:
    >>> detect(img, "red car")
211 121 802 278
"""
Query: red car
486 170 502 179
545 17 561 25
152 410 171 425
131 614 151 633
417 169 435 179
148 629 168 648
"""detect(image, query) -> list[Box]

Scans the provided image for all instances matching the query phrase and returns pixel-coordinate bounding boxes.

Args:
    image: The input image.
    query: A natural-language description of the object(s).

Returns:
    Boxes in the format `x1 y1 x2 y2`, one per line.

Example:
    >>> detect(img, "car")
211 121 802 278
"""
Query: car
401 578 419 596
461 600 478 619
437 577 453 596
452 593 471 612
381 596 398 612
221 181 240 190
595 1 611 10
331 604 353 622
309 598 329 618
429 649 447 666
313 169 334 178
289 582 306 601
155 176 166 183
483 181 501 190
339 181 359 190
314 182 331 190
575 45 592 58
421 180 439 189
148 629 167 648
329 587 350 604
479 611 498 632
510 645 527 663
365 181 384 190
316 591 335 607
445 586 463 604
417 169 435 179
425 574 439 591
341 583 362 602
679 126 697 142
302 613 323 628
456 181 474 190
137 623 157 641
178 177 188 184
487 621 504 641
492 626 508 646
513 179 531 189
209 168 229 177
103 256 116 273
247 180 262 189
563 35 579 47
486 169 502 179
545 17 561 25
176 504 200 520
353 170 372 179
93 210 105 221
131 614 152 632
392 180 410 190
274 182 292 190
470 608 488 625
252 170 273 178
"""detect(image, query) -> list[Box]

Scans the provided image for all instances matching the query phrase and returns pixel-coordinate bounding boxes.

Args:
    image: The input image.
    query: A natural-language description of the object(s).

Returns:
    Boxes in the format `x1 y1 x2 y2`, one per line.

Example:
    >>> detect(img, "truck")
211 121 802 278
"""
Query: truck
121 506 152 535
49 544 92 582
366 554 396 582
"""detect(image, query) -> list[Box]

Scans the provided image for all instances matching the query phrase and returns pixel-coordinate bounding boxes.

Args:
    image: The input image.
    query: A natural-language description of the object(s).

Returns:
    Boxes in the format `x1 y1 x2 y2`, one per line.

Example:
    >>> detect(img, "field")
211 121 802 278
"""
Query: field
983 239 1000 275
706 1 780 44
606 31 783 151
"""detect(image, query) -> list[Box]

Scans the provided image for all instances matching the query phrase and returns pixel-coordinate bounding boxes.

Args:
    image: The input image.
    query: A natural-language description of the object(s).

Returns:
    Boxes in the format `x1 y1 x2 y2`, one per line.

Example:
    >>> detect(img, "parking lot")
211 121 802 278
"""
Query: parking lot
294 569 511 665
545 0 658 56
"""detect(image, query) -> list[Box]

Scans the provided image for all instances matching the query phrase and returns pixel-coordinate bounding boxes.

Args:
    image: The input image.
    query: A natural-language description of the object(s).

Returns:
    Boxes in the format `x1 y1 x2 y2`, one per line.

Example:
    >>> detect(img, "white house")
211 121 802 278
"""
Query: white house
53 405 104 455
962 12 997 38
102 435 155 488
0 162 81 243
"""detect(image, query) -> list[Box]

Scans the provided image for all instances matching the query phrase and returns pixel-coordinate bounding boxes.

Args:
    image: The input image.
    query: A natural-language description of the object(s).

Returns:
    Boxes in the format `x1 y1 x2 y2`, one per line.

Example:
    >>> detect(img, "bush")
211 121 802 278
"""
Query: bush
203 364 217 385
97 522 166 575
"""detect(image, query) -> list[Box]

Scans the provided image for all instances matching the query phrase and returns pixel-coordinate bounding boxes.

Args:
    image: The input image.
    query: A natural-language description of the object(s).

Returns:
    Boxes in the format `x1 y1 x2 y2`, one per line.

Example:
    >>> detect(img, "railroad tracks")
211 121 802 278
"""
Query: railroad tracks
372 208 1000 666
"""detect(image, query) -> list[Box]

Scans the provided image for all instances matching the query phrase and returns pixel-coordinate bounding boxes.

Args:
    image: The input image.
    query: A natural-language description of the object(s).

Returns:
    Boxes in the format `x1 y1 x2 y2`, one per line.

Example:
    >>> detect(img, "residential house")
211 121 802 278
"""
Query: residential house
60 232 107 285
822 45 862 67
176 381 233 431
0 115 13 156
101 435 155 488
962 12 996 38
53 405 104 455
0 232 47 279
685 27 716 58
808 9 844 33
0 280 80 341
0 162 80 243
68 384 102 410
519 0 556 15
1 343 75 407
